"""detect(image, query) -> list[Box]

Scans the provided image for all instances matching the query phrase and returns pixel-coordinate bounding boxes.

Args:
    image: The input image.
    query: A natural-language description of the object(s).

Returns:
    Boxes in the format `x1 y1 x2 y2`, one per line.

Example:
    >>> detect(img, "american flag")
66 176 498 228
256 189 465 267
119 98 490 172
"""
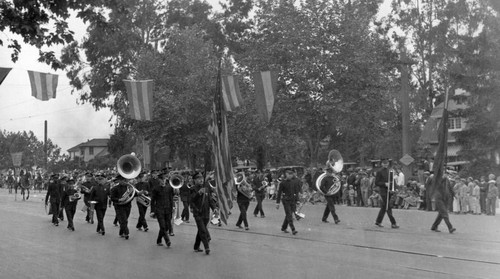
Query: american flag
208 70 234 225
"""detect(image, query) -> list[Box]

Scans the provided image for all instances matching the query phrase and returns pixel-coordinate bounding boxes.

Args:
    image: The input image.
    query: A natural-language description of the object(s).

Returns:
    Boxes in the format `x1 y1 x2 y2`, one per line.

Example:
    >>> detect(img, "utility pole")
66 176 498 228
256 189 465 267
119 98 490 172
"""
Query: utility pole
44 120 48 170
401 51 412 183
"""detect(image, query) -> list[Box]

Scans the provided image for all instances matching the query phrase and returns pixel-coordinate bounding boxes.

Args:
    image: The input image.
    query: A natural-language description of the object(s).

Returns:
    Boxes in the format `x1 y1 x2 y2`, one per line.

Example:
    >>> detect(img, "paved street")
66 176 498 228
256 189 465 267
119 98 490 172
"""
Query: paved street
0 189 499 279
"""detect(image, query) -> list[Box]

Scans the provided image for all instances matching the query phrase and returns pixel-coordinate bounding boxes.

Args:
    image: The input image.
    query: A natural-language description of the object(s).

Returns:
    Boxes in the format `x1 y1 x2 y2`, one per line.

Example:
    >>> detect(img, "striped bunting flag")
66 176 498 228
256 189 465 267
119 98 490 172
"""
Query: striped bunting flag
0 67 12 85
124 80 154 121
208 71 235 225
27 71 58 101
254 70 278 122
221 75 242 111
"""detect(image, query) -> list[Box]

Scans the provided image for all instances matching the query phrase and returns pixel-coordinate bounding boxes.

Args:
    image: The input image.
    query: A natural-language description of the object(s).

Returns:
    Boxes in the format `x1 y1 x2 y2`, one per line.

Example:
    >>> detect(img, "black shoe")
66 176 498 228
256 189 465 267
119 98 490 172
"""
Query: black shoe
194 248 203 252
157 243 163 246
245 227 249 231
169 233 175 236
137 228 142 231
292 230 298 235
166 241 171 247
322 220 329 223
335 220 340 224
125 235 129 240
431 228 441 232
144 228 148 232
449 228 456 234
391 224 399 229
205 249 210 255
120 234 124 238
114 223 118 227
184 220 190 223
281 229 289 233
101 231 105 236
254 214 258 217
54 223 59 226
375 223 383 228
261 215 265 218
236 225 243 229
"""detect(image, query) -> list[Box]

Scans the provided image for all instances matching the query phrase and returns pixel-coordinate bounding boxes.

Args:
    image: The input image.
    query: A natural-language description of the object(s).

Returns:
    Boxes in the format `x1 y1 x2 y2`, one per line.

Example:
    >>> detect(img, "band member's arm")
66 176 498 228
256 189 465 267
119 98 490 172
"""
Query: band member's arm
45 185 51 205
150 187 157 214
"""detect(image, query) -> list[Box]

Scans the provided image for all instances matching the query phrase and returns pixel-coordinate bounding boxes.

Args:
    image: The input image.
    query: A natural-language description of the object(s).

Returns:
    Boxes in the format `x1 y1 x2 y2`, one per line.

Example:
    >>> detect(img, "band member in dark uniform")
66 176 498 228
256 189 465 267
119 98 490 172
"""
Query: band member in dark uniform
276 169 301 235
236 172 252 230
431 172 456 233
321 168 340 224
135 172 150 232
61 179 80 231
150 173 173 247
252 170 266 218
90 172 110 235
180 174 191 223
82 172 95 224
110 175 134 239
58 176 68 221
45 174 61 226
375 159 399 229
190 172 216 255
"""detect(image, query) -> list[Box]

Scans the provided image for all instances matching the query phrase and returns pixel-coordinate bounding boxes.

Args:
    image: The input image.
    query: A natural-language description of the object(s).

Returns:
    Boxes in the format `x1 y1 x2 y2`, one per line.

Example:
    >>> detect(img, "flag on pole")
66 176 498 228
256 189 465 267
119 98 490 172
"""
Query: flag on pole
27 71 58 101
208 69 235 225
0 67 12 85
254 70 278 122
124 80 154 121
431 88 450 198
221 75 242 111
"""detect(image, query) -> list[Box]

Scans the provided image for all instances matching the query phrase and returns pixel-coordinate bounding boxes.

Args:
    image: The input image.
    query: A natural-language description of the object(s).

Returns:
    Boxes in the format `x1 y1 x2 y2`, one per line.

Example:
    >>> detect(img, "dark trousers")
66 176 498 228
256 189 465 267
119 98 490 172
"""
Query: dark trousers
281 200 296 231
64 203 77 229
236 200 249 227
431 200 453 231
115 204 131 236
480 192 487 213
136 202 148 229
376 191 397 225
322 195 339 222
253 194 265 216
156 209 171 244
356 189 364 206
50 201 60 224
194 216 210 250
181 200 190 221
84 200 91 221
95 207 106 233
166 212 173 234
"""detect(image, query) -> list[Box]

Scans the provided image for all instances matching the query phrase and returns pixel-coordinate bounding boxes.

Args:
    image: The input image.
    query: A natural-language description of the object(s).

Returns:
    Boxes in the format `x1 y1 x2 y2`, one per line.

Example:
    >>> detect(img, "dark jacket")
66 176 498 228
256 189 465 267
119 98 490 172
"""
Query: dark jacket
90 183 110 209
151 184 174 214
276 177 301 204
180 183 191 202
61 187 80 208
433 178 451 205
320 175 335 194
110 182 134 207
190 183 216 218
252 176 266 196
135 181 151 196
45 181 62 203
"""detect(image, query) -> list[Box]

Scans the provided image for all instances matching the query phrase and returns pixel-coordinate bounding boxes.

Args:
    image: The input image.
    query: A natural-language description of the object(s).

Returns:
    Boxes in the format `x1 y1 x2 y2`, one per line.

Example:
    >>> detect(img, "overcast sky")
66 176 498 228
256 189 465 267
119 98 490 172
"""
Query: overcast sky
0 0 390 155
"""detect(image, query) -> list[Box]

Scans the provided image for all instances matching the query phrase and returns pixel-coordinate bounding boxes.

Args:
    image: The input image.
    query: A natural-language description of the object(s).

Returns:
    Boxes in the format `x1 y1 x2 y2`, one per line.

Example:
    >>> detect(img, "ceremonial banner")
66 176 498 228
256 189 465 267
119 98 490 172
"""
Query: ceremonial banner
28 71 58 101
221 75 242 112
124 80 154 121
431 88 450 198
253 70 278 122
11 152 23 167
208 70 234 225
0 67 12 85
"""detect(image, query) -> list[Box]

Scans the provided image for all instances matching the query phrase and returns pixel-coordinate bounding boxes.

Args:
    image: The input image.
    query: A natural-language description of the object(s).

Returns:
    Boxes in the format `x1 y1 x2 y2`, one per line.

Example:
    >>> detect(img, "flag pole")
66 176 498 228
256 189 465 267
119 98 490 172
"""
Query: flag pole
44 120 48 170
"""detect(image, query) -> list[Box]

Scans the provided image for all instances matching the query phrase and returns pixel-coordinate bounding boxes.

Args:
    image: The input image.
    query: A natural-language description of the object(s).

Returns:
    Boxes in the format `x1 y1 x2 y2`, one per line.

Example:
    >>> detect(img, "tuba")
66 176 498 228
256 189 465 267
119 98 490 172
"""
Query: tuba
116 154 151 207
169 173 184 189
316 149 344 196
235 172 253 199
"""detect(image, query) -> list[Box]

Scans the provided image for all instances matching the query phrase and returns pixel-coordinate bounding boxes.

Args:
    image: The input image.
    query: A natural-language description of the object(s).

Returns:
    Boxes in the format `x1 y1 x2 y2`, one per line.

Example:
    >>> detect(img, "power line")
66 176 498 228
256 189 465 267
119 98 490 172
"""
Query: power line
0 106 88 122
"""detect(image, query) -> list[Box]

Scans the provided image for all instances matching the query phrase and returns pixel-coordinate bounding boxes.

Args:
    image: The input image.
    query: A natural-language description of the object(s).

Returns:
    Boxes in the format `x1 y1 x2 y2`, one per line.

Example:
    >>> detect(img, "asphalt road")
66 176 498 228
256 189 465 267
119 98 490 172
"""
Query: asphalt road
0 189 499 279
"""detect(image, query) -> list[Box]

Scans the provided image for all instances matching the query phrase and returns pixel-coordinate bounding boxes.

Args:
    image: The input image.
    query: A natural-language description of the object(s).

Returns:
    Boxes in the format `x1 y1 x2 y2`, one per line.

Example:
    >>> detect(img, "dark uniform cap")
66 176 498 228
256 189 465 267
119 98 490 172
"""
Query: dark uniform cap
192 172 203 179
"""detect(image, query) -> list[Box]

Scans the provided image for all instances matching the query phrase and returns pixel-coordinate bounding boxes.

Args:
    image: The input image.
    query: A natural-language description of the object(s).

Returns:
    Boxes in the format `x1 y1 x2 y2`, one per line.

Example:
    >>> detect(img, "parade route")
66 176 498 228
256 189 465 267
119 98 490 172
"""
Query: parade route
0 189 499 279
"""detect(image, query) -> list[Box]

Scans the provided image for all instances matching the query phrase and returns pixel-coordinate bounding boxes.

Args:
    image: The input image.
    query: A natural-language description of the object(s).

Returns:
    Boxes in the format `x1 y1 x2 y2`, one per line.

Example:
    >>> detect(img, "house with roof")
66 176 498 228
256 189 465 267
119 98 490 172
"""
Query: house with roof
419 89 470 170
67 138 110 163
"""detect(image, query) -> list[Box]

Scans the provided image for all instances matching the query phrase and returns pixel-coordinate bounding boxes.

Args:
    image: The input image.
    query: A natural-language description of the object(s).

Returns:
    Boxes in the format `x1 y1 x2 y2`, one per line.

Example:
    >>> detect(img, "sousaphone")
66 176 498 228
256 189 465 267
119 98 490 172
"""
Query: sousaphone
315 150 344 196
116 154 150 206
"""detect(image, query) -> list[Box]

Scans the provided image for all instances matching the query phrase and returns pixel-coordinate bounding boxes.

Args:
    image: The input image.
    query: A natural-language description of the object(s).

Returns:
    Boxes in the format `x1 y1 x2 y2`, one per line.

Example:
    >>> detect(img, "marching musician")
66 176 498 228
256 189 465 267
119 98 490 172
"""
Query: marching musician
135 172 150 232
374 158 399 229
110 174 134 239
252 170 266 218
45 174 62 226
190 172 216 255
276 169 301 235
89 172 111 235
58 176 68 221
150 172 173 247
180 173 191 223
162 172 175 237
61 178 80 231
320 168 341 224
236 171 252 230
431 172 456 233
82 172 96 224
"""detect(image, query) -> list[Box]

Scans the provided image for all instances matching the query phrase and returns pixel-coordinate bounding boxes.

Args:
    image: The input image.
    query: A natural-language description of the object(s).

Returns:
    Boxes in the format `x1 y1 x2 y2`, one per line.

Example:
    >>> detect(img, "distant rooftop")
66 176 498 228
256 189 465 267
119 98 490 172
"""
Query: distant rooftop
67 138 109 152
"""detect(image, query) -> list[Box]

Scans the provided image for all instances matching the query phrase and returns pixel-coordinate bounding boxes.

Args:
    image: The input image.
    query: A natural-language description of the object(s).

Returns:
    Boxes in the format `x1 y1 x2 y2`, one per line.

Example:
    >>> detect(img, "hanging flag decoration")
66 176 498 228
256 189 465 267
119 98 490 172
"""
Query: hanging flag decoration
208 69 235 225
254 70 278 122
28 71 58 101
124 80 154 121
221 75 243 112
0 67 12 85
11 152 23 167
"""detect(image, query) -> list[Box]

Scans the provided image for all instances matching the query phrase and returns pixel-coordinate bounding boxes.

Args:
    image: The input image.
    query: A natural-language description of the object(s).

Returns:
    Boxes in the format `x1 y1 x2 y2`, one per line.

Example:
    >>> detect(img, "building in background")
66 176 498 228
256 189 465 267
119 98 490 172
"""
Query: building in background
68 138 110 163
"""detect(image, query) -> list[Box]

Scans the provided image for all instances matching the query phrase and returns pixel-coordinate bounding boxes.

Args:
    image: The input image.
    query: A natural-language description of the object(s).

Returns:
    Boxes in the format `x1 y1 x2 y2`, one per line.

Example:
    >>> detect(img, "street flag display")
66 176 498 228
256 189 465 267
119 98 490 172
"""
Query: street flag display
11 152 23 167
0 67 12 85
124 80 154 121
431 88 450 198
28 71 58 101
208 70 235 225
254 70 278 122
221 75 243 112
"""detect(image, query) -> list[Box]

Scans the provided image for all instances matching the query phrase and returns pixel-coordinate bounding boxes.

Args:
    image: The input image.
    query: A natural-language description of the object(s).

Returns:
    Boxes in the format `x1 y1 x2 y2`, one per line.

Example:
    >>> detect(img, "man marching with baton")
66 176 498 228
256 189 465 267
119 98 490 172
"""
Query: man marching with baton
374 158 399 229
